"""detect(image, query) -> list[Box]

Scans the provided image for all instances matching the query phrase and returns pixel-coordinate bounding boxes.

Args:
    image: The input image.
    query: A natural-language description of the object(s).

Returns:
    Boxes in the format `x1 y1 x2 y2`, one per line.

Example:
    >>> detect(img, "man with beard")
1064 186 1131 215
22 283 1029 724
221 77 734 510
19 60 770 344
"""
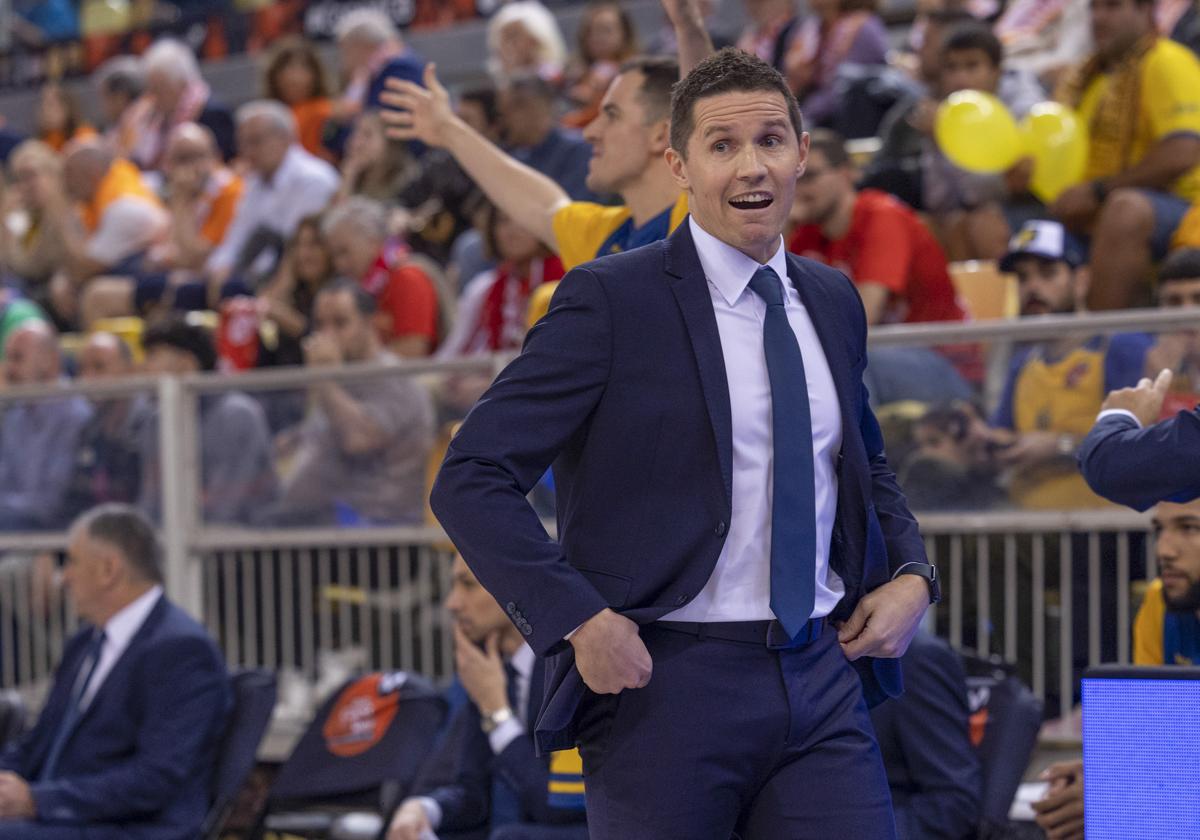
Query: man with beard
979 220 1144 509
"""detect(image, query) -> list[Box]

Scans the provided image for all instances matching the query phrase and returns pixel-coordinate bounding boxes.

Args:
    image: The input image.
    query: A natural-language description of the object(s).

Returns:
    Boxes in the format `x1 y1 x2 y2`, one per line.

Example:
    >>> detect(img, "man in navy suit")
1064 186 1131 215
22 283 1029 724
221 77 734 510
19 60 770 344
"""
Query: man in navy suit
0 504 232 839
1079 368 1200 509
431 49 935 839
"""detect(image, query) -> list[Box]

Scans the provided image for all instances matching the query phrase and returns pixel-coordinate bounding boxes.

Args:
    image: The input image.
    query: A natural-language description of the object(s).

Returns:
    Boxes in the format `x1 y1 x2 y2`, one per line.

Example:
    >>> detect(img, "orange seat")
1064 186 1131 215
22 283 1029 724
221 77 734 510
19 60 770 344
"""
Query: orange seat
949 260 1019 321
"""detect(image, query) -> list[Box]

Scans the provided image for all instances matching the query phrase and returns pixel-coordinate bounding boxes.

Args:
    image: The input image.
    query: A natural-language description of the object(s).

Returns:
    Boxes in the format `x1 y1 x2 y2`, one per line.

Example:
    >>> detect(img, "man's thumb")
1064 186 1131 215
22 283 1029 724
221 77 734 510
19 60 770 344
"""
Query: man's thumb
838 607 867 642
1154 367 1174 394
423 62 443 94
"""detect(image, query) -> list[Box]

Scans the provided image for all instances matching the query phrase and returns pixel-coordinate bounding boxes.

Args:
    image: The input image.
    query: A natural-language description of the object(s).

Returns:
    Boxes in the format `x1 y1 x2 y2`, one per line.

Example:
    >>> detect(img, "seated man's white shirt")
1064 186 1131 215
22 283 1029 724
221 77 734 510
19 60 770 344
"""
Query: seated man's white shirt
80 584 163 709
85 198 169 267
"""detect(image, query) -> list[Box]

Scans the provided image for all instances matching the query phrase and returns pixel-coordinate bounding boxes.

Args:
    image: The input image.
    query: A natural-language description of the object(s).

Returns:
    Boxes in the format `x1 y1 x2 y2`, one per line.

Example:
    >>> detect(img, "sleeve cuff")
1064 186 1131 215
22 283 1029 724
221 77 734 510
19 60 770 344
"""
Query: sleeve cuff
488 717 525 754
1097 408 1142 428
415 795 443 830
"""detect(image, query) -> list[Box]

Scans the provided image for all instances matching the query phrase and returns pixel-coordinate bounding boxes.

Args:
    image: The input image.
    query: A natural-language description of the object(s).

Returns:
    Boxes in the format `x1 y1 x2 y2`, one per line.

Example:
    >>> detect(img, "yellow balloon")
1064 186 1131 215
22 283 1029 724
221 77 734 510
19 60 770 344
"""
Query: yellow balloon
1019 102 1089 204
934 90 1023 174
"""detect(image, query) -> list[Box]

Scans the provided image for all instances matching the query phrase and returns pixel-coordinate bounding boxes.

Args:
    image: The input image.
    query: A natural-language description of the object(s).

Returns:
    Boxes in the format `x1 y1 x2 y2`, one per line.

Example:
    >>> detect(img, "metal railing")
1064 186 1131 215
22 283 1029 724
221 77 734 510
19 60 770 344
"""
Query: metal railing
0 307 1191 717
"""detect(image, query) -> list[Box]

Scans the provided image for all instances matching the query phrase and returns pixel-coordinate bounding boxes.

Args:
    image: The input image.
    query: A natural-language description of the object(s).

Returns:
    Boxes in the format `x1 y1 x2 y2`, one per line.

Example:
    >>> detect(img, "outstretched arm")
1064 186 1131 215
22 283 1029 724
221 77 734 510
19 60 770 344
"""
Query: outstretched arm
661 0 714 78
381 64 569 252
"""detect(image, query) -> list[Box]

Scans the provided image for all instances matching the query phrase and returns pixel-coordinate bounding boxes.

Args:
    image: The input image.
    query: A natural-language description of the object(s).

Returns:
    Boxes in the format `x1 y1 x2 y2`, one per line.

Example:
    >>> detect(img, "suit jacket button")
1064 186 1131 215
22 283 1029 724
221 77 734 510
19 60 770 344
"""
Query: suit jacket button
715 521 727 537
521 623 533 636
506 602 517 614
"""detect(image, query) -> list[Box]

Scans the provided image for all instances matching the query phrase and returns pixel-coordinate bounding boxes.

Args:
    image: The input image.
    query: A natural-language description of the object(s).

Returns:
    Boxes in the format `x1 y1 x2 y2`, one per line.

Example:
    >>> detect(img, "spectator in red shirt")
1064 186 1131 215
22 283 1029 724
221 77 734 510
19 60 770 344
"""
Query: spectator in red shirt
321 196 441 357
789 128 966 326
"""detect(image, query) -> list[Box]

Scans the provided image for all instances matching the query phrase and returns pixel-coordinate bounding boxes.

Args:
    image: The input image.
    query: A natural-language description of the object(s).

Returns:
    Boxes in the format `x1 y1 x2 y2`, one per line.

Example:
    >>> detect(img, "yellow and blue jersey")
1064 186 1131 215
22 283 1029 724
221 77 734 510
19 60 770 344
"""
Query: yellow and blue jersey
1134 578 1200 666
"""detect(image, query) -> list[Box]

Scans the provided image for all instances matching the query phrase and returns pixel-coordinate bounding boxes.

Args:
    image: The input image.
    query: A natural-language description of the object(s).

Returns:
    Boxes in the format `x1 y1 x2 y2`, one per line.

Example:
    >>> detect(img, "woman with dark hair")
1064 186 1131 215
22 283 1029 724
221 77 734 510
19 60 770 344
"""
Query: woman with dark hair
255 214 335 366
562 1 639 128
784 0 889 127
35 82 96 152
336 110 417 204
263 36 335 162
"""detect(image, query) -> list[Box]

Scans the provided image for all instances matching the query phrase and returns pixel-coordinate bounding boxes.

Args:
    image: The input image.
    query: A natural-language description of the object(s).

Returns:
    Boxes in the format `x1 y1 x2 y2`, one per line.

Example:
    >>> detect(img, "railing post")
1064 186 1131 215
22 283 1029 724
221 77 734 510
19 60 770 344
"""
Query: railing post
158 375 203 619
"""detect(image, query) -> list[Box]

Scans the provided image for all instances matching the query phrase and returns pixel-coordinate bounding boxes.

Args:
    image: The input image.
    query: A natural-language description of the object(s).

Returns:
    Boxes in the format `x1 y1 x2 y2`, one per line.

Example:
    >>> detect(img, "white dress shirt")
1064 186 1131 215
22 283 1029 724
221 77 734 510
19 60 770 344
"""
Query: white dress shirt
1096 408 1142 428
205 145 339 273
662 218 845 624
80 585 163 709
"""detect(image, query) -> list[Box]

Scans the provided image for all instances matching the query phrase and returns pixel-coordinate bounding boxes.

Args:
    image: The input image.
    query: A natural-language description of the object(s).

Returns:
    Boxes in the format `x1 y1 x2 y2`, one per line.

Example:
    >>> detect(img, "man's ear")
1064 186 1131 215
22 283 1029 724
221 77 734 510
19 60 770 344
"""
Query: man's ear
665 146 690 192
795 130 811 180
648 118 671 155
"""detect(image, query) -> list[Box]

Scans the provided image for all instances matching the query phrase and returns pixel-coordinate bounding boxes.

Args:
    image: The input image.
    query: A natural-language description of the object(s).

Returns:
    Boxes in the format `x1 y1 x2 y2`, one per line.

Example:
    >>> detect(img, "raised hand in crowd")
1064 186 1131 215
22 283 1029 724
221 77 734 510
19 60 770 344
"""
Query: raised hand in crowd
1032 759 1084 840
381 64 456 148
1101 368 1173 428
658 0 714 75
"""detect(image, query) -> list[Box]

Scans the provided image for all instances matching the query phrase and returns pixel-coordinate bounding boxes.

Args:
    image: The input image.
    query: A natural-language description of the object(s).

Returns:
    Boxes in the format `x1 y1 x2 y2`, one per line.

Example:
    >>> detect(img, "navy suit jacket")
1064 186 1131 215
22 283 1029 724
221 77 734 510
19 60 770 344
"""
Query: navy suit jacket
0 595 232 839
430 220 927 752
1078 409 1200 511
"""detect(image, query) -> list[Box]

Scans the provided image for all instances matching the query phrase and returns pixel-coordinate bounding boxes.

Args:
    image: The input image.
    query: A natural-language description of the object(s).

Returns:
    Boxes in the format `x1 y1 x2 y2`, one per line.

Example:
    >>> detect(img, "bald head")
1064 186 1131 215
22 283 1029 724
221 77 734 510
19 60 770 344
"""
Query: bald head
163 122 218 196
79 332 133 380
4 321 60 386
63 139 115 202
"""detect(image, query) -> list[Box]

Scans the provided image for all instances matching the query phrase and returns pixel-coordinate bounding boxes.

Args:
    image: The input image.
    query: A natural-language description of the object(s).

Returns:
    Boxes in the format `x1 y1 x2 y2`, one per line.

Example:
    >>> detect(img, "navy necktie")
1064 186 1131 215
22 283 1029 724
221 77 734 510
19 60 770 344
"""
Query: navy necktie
747 266 817 640
40 629 106 782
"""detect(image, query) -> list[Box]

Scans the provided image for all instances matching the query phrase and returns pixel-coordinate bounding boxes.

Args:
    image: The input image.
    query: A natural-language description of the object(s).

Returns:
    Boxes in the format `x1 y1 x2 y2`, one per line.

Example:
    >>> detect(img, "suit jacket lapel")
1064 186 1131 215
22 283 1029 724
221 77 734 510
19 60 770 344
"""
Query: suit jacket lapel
663 221 733 508
75 595 169 727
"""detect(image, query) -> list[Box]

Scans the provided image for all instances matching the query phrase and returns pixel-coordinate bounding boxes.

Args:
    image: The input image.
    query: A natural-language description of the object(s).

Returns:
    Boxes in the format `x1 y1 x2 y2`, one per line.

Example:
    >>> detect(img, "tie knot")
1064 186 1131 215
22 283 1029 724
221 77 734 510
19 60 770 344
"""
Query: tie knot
748 266 785 307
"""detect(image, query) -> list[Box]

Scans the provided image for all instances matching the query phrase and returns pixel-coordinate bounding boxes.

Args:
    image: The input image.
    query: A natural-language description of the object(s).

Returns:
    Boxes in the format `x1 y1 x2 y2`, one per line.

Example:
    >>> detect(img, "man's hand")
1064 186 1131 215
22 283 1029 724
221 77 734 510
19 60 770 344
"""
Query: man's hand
380 64 459 148
454 625 509 717
1049 183 1100 232
993 430 1062 468
570 608 652 694
838 574 929 661
1101 368 1173 427
1033 759 1084 840
661 0 703 27
302 332 343 368
0 772 34 819
387 799 434 840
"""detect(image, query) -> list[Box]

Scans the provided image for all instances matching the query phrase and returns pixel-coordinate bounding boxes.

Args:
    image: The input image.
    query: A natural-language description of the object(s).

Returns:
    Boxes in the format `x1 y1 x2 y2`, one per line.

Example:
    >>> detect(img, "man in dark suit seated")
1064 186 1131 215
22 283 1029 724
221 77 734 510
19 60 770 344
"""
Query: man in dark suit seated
0 504 233 839
388 555 587 840
869 630 982 840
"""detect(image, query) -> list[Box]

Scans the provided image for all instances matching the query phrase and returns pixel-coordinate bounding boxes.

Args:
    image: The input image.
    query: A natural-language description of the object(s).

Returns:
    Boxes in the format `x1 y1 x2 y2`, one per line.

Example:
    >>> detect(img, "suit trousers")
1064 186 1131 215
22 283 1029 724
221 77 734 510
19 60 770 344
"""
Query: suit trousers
576 624 896 840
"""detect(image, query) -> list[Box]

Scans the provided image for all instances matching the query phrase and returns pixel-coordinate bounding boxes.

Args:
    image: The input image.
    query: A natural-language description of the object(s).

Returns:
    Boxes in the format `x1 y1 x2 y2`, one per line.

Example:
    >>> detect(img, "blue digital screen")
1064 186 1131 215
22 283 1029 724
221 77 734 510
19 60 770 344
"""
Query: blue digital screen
1083 674 1200 839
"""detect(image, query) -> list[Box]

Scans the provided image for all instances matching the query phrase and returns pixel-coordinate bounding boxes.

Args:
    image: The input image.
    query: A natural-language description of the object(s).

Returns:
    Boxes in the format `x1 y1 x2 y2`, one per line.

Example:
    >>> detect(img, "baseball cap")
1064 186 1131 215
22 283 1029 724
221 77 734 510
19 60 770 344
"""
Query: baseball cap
999 220 1085 272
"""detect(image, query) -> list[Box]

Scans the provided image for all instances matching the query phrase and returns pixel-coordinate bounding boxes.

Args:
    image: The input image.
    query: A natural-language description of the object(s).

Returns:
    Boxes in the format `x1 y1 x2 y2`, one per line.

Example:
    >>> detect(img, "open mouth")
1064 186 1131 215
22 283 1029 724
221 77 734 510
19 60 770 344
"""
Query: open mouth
729 192 773 211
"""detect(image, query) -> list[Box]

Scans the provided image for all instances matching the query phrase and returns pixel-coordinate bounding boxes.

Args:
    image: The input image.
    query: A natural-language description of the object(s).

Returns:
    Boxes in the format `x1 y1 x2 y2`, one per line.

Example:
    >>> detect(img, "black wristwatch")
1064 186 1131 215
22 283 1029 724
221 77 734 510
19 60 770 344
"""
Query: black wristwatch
894 562 941 604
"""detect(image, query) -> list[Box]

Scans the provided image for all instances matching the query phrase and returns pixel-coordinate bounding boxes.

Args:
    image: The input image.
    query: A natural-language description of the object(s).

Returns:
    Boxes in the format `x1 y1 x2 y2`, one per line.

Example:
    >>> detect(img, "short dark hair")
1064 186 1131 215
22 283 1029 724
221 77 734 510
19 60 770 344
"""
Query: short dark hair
941 22 1003 67
927 9 975 27
74 504 163 584
459 85 500 128
620 55 679 123
504 72 557 106
1159 248 1200 285
317 278 377 317
669 48 803 159
806 128 850 169
142 315 218 372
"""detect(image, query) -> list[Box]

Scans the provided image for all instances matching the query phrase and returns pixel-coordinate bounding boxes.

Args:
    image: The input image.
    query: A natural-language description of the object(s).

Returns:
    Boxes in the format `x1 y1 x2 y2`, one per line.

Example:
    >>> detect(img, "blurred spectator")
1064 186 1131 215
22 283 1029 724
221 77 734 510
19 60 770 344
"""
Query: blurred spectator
330 8 426 147
925 22 1045 260
123 39 236 168
501 74 600 202
784 0 889 128
1134 497 1200 666
257 215 335 368
337 110 418 204
206 100 339 287
138 317 277 525
0 287 48 361
265 281 434 527
648 0 734 57
439 203 565 359
34 82 95 153
994 0 1091 86
12 0 79 46
0 140 68 303
48 140 168 328
869 630 982 840
486 1 568 84
63 333 153 519
0 504 231 838
93 56 145 154
0 322 92 531
563 1 639 128
986 220 1143 508
457 85 503 144
386 555 587 840
80 122 246 325
736 0 802 74
263 36 335 163
322 197 440 358
1054 0 1200 310
1107 248 1200 418
790 130 966 326
901 404 1007 511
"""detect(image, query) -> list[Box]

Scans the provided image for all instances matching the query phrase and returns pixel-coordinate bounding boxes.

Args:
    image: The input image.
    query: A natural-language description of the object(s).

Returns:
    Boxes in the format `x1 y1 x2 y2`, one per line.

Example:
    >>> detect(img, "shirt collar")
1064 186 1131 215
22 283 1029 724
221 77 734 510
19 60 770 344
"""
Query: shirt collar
509 642 535 681
688 216 789 307
102 585 163 651
259 145 302 190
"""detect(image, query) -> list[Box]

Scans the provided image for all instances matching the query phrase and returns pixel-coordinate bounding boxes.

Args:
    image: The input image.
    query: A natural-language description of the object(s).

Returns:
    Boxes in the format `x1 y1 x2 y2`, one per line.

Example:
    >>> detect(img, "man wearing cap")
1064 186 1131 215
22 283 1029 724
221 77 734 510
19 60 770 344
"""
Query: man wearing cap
976 219 1145 509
